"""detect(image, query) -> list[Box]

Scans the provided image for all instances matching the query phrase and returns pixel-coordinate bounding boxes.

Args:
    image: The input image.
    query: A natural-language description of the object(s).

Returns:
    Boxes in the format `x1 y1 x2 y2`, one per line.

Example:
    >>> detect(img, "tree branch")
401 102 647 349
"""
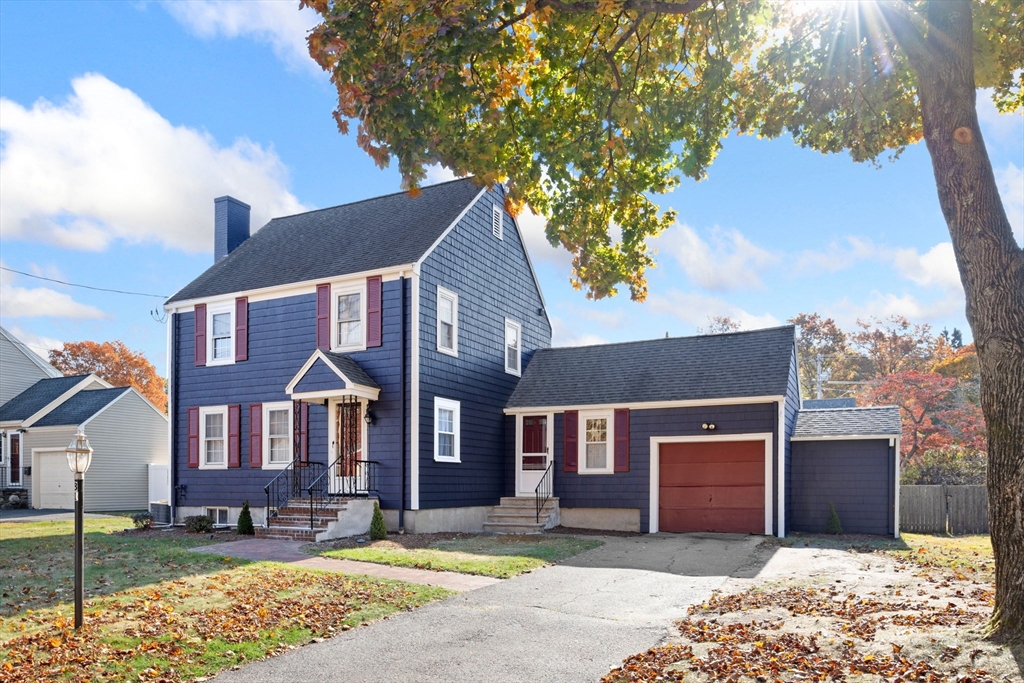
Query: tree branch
496 0 704 32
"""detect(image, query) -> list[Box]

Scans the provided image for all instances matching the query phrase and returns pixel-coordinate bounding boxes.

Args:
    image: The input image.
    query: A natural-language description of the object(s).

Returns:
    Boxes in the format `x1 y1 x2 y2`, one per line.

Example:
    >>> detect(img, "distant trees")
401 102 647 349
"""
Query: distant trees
696 316 741 335
49 341 167 413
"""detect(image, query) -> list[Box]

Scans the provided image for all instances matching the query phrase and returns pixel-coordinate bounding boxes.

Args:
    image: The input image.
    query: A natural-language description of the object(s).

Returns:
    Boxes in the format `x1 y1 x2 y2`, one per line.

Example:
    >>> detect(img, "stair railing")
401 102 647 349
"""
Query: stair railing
306 457 380 530
262 457 325 528
535 460 554 523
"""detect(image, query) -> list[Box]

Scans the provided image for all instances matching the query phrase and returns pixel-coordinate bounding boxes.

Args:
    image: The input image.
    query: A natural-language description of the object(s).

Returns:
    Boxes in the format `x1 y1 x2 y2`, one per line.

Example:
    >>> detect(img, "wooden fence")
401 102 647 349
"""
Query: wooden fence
900 485 989 534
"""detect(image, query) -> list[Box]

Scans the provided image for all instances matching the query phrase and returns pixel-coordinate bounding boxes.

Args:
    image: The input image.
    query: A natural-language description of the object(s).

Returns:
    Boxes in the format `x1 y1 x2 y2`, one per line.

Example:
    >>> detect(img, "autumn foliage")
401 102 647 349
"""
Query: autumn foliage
49 341 166 412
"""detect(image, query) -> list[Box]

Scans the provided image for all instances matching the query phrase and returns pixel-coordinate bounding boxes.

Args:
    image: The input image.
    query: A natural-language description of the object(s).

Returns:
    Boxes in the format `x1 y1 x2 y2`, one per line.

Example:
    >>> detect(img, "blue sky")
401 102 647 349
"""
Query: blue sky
1 0 1021 375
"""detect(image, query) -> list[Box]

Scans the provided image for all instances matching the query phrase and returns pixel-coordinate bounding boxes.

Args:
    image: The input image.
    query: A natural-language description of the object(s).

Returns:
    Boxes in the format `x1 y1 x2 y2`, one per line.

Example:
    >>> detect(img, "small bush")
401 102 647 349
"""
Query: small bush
825 502 843 535
131 512 153 530
237 500 255 536
369 501 387 540
185 515 214 533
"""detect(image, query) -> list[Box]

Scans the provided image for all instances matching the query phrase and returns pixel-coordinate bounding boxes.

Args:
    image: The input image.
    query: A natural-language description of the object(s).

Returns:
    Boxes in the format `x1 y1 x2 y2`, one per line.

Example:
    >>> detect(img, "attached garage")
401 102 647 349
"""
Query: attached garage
653 436 772 535
36 450 74 509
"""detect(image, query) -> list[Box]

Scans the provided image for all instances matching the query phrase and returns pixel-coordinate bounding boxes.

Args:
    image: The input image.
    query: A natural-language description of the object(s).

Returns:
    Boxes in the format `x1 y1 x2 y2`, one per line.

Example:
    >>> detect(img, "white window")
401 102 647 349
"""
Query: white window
200 406 228 469
434 397 461 462
263 402 293 468
491 203 503 240
504 319 521 376
332 283 366 351
205 507 229 526
437 286 458 356
207 303 234 365
579 411 613 474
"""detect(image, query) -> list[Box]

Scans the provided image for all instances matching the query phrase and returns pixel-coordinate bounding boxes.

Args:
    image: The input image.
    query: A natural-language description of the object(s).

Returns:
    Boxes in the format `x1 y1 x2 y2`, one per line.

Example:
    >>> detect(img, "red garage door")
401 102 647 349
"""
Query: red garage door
659 440 765 534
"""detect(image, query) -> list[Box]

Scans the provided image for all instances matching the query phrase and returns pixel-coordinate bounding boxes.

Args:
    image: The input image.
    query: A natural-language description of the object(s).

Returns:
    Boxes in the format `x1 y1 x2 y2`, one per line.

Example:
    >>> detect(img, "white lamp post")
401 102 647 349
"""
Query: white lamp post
66 428 92 630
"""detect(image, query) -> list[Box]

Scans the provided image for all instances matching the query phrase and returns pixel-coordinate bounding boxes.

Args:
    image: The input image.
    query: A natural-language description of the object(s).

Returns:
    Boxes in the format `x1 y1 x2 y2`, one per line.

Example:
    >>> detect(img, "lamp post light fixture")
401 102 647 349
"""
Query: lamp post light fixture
66 428 93 630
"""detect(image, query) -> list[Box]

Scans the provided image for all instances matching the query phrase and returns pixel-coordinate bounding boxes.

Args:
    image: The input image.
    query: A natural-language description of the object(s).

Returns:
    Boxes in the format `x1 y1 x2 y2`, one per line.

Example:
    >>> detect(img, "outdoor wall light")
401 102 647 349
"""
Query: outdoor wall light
364 409 375 425
701 423 716 431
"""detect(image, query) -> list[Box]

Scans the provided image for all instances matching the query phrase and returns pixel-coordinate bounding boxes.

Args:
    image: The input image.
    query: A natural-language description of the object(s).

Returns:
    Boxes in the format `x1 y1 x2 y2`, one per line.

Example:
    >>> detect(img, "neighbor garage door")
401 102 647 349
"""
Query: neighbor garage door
659 440 765 534
38 451 75 509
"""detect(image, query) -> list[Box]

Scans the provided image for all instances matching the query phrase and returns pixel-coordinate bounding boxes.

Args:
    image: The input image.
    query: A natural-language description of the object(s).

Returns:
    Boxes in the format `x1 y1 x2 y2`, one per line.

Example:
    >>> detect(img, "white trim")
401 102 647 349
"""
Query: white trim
198 406 229 470
0 325 61 378
326 397 370 493
578 410 614 474
504 395 786 415
649 433 774 536
491 203 504 240
7 432 24 487
505 202 552 328
410 269 421 509
433 396 461 463
414 187 489 268
504 318 522 376
777 400 786 538
514 412 554 496
790 434 900 441
894 434 901 539
290 388 379 401
166 309 175 524
206 301 235 366
262 402 294 469
164 265 411 311
283 349 381 400
32 447 71 508
436 285 459 357
21 374 114 428
331 281 367 353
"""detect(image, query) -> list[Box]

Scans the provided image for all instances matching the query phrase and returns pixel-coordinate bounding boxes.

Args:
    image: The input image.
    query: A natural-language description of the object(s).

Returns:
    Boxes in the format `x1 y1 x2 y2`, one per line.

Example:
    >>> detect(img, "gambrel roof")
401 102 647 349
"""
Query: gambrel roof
167 178 484 303
506 325 796 409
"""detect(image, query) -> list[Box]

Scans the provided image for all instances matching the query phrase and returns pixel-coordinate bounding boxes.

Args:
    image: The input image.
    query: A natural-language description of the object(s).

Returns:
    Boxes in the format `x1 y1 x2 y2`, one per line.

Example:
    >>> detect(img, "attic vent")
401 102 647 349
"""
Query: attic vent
491 204 503 240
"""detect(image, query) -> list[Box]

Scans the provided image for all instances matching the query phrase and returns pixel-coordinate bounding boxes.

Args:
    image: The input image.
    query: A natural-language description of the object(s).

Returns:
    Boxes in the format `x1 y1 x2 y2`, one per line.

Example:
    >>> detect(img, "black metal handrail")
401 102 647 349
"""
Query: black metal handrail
306 458 380 530
263 458 325 528
535 461 553 523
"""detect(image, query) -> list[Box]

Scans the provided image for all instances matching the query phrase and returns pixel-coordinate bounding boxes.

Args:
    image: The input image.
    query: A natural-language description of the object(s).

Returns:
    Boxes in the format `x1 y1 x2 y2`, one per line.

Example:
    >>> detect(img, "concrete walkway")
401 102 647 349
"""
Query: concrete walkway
213 533 776 683
189 539 500 592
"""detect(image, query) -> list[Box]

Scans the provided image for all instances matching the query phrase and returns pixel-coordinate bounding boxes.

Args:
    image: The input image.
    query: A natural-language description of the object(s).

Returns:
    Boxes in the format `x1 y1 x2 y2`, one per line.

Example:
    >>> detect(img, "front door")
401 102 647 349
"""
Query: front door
518 415 549 494
9 433 22 487
330 397 365 496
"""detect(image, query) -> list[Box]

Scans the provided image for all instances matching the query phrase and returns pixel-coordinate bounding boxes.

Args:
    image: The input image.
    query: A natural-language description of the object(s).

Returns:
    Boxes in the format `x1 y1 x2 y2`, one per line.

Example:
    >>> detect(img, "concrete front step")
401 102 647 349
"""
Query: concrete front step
498 497 559 507
487 513 550 524
482 521 546 534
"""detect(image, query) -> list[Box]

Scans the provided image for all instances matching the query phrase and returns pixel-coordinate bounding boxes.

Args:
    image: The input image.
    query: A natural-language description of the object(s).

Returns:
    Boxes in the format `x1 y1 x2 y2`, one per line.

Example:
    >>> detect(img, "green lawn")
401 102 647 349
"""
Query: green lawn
893 532 994 577
0 519 451 682
318 535 603 578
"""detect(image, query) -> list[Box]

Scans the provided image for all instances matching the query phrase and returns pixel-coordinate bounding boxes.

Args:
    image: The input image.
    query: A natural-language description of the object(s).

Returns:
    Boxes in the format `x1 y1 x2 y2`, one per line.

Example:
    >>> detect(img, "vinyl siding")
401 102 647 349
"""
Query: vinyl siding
0 334 58 405
549 403 778 533
783 344 801 535
789 439 894 535
172 278 409 511
418 185 551 509
25 427 79 509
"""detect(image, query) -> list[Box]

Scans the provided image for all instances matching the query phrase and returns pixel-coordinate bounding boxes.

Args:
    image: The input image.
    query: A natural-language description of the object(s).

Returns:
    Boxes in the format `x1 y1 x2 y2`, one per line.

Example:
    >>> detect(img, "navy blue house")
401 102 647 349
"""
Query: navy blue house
166 180 901 538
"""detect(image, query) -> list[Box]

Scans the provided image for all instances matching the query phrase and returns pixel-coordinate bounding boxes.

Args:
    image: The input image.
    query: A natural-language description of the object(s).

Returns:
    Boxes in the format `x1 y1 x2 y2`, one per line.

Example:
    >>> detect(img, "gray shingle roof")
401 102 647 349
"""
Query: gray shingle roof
167 178 484 303
0 375 91 422
506 326 796 409
802 398 857 409
793 406 901 438
32 388 132 427
321 352 380 391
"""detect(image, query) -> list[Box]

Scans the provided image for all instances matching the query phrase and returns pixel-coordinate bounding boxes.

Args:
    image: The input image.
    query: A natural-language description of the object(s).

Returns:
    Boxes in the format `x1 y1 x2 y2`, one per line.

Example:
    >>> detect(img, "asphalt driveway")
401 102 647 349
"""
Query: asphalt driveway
214 532 775 683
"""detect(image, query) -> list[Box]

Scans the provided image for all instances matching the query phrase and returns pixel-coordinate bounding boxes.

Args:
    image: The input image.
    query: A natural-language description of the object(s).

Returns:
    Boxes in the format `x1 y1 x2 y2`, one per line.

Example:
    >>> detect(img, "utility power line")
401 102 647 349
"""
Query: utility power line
0 266 168 299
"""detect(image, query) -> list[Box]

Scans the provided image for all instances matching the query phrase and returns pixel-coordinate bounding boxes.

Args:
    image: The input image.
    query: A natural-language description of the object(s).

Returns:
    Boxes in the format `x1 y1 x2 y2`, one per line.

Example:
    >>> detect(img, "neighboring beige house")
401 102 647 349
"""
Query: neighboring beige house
0 327 168 511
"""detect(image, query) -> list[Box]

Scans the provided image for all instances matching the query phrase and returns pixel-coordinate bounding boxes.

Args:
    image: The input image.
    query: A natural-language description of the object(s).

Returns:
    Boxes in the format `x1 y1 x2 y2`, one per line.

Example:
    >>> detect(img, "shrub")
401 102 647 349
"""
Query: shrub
185 515 214 533
369 501 387 540
237 500 255 535
825 502 843 535
131 512 153 530
901 448 987 485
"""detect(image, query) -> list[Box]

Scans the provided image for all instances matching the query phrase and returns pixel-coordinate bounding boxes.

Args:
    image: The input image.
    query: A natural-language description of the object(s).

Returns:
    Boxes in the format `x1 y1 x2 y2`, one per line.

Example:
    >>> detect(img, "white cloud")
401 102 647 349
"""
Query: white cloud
892 242 962 290
515 207 574 268
0 264 107 320
559 304 627 329
550 316 608 347
791 236 878 274
654 224 779 291
0 74 306 253
646 290 780 331
996 162 1023 245
976 88 1024 144
2 325 63 355
162 0 320 72
833 289 965 326
422 164 460 185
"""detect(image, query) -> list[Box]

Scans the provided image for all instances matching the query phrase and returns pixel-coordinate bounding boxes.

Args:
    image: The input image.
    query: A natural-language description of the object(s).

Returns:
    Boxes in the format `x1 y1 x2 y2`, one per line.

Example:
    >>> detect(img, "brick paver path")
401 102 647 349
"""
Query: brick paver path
189 539 500 592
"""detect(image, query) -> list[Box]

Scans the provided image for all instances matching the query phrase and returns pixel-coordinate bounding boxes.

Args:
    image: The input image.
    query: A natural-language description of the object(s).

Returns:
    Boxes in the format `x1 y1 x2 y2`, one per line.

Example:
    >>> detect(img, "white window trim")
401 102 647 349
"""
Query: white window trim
206 302 235 366
433 396 461 463
491 203 503 240
578 410 614 474
205 507 230 527
504 318 522 376
199 405 229 470
331 282 367 352
262 401 293 470
5 432 23 487
436 286 459 357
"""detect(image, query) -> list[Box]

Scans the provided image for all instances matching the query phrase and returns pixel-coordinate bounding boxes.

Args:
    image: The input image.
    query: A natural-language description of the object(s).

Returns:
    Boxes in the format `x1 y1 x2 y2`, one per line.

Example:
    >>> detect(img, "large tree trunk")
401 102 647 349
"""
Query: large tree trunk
911 0 1024 640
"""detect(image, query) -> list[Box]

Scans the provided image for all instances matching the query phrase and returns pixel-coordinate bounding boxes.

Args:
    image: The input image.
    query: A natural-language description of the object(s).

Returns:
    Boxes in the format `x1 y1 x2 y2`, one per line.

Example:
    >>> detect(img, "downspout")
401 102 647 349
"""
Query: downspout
399 275 406 531
167 310 177 525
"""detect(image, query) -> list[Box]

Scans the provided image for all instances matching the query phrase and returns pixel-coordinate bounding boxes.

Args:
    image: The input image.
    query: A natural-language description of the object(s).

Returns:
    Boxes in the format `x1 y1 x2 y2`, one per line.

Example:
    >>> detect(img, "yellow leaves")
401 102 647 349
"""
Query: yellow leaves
47 637 62 649
596 0 623 16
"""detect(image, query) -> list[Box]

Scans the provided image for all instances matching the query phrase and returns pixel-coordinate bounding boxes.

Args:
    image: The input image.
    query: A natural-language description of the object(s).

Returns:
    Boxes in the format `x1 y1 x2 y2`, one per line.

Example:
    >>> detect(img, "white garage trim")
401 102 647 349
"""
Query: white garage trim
32 448 75 510
649 433 774 537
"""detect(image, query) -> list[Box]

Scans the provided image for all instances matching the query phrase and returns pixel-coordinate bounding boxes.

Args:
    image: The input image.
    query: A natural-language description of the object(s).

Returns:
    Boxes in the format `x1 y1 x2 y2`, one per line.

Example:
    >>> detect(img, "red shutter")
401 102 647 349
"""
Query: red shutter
235 297 248 361
614 408 630 472
316 283 331 350
188 407 200 467
194 304 207 366
563 410 578 472
249 403 262 468
228 405 241 467
300 401 309 463
367 275 382 348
